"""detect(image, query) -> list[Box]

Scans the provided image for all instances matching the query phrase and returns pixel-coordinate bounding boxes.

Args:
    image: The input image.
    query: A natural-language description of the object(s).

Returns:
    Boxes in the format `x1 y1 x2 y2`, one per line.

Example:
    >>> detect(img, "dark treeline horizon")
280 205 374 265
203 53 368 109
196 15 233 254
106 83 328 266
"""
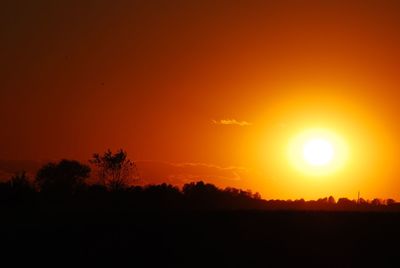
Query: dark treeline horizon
2 150 400 267
0 149 398 211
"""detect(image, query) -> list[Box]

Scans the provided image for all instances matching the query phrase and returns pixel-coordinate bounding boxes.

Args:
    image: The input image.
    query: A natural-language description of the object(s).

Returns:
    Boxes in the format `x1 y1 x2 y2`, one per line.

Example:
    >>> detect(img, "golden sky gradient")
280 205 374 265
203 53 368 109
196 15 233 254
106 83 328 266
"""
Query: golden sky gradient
1 0 400 199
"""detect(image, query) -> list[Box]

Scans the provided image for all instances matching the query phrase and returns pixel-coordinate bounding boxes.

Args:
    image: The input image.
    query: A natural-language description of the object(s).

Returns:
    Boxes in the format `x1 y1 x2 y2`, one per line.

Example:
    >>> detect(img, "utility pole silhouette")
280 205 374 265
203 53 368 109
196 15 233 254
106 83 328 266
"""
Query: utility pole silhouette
357 191 360 204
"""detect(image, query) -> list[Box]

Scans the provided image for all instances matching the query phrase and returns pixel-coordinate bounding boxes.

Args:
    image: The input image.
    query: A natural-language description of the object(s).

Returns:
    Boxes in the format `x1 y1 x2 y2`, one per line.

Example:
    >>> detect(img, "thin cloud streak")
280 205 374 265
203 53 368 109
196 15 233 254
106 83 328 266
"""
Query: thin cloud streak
135 160 249 187
212 119 252 126
171 162 248 172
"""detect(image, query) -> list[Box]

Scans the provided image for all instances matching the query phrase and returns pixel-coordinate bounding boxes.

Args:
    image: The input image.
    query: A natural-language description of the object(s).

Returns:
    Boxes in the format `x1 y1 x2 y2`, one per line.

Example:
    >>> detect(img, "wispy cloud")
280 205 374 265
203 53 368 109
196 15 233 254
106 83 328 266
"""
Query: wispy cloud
135 161 249 187
171 162 248 173
212 119 252 126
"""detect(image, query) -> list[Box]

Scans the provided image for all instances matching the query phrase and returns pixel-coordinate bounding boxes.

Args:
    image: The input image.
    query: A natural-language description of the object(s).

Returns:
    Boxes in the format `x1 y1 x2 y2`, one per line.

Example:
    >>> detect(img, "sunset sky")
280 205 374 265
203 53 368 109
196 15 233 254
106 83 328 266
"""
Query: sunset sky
2 0 400 200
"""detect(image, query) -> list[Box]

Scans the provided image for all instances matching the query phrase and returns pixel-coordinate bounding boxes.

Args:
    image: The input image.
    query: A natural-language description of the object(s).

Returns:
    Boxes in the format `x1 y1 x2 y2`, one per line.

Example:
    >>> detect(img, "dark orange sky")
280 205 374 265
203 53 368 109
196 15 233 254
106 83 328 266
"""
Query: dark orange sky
2 0 400 199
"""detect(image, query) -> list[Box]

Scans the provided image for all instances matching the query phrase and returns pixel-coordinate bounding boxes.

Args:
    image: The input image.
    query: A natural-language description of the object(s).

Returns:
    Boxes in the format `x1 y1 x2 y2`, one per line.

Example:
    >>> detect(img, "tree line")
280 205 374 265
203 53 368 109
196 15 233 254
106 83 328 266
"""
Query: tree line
0 149 399 211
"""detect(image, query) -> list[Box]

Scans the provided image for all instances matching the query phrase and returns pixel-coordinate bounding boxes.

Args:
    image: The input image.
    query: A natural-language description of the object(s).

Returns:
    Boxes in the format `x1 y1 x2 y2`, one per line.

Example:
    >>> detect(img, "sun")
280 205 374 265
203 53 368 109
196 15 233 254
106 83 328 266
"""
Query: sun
302 138 334 166
287 128 348 176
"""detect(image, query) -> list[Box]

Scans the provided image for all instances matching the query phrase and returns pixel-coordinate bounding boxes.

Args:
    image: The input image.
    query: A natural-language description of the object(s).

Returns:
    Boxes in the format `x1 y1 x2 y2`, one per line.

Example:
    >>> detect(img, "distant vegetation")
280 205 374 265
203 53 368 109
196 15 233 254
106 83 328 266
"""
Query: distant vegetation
0 149 398 212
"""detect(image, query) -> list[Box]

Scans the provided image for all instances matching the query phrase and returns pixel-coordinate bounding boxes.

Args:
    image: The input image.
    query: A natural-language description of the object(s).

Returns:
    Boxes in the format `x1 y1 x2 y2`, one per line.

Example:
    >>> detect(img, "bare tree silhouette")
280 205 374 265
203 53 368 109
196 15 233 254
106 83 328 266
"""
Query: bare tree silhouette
90 149 139 191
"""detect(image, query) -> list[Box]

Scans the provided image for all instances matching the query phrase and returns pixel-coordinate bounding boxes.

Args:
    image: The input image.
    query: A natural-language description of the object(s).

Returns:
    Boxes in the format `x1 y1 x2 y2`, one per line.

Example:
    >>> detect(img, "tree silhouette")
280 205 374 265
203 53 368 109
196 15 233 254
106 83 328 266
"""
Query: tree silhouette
371 198 383 206
35 160 91 195
90 149 139 191
0 171 36 202
10 171 33 191
386 198 396 205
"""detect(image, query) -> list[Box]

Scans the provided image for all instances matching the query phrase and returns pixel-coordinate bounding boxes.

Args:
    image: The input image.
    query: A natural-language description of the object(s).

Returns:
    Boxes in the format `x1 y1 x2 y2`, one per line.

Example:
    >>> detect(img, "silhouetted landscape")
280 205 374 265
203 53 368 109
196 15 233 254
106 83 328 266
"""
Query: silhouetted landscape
4 1 400 266
1 150 399 267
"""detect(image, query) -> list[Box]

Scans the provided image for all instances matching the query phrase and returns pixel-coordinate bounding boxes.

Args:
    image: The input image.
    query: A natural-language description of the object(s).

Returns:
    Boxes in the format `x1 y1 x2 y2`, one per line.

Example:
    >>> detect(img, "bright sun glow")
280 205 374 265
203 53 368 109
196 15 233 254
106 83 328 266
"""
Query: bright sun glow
302 138 334 166
288 128 349 176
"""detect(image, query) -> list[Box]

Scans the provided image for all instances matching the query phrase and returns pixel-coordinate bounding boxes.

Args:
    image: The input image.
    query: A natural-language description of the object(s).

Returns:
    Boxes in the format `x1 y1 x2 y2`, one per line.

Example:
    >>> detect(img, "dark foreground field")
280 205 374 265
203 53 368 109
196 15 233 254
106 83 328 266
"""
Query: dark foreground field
2 209 400 267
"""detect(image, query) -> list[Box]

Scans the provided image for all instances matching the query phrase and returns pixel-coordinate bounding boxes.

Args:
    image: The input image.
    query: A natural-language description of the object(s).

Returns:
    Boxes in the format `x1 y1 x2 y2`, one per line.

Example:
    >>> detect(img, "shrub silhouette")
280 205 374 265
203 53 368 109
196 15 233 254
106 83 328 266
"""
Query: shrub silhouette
10 171 34 191
0 171 35 203
35 160 91 195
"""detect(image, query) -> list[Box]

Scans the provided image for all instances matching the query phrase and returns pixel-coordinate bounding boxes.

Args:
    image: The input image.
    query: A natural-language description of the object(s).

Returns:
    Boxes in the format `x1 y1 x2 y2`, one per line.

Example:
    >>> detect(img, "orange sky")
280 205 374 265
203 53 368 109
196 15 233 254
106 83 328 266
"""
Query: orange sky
2 0 400 200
